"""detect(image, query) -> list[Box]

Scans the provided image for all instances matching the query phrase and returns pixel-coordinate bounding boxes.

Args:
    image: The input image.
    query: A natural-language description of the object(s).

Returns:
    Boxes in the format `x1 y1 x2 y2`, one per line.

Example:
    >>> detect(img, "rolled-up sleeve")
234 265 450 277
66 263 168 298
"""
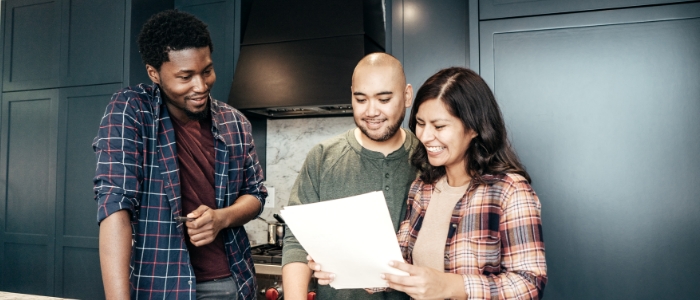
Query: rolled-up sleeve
462 180 547 300
239 116 267 215
93 91 144 224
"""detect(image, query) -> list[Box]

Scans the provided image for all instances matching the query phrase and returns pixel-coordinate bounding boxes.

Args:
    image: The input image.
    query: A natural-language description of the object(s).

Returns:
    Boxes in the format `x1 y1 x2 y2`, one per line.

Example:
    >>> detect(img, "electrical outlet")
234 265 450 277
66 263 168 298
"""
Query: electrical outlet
265 187 275 208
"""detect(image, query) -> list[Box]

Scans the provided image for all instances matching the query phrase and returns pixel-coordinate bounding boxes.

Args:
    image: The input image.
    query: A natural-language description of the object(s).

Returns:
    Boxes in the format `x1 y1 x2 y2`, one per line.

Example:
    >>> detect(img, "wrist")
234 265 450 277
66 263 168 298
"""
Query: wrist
444 273 468 299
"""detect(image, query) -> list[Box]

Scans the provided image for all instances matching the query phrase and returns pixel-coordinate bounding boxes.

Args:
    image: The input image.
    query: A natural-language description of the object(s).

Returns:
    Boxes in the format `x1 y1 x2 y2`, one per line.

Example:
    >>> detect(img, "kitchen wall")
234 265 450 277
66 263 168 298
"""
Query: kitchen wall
244 116 356 245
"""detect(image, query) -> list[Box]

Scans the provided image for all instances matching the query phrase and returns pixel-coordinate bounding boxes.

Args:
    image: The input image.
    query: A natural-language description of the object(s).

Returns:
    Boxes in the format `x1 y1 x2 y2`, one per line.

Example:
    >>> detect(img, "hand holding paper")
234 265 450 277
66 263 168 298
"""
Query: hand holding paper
280 191 408 289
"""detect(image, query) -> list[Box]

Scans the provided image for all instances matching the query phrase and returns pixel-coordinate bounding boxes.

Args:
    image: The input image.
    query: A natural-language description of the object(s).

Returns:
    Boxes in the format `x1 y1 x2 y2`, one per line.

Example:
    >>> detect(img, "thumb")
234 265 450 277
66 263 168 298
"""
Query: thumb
187 205 210 218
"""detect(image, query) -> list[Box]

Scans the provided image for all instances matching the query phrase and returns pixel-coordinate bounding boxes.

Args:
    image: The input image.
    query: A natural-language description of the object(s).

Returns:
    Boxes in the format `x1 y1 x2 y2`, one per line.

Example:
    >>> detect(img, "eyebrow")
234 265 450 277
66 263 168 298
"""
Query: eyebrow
353 91 394 96
416 116 451 123
176 63 214 74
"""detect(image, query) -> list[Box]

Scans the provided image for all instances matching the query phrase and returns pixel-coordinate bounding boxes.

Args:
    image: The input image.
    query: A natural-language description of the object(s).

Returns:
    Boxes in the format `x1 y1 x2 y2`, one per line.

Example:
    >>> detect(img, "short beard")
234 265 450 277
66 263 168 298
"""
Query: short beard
355 109 405 142
184 105 209 121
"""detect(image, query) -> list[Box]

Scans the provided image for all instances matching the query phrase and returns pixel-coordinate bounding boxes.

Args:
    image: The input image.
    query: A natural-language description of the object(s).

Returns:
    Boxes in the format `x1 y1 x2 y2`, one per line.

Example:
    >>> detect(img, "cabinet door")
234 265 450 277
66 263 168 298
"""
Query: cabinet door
480 3 700 299
479 0 694 20
2 0 61 91
53 84 119 299
0 89 59 295
177 0 236 103
59 0 125 87
391 0 470 127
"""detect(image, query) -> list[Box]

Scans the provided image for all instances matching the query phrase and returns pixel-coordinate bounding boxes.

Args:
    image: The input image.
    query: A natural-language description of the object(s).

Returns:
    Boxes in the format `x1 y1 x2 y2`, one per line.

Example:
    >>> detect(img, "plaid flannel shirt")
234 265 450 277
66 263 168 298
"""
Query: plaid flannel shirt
398 173 547 299
93 83 266 300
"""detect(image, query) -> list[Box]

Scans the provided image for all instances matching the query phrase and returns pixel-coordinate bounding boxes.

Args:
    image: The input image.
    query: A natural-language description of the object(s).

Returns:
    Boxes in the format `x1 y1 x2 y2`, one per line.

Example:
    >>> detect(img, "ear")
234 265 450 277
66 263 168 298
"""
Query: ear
404 84 414 108
146 65 160 84
469 129 479 140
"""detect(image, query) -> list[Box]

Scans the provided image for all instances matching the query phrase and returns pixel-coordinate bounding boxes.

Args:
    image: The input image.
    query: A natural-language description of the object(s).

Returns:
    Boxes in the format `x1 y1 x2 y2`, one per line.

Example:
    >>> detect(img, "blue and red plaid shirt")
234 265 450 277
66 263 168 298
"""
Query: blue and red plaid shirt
93 83 267 300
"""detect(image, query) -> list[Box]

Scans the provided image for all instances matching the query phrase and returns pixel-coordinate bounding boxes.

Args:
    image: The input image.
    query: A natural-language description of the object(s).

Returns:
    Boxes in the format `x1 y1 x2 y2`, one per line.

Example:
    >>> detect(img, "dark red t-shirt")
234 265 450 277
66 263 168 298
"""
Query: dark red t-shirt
172 116 231 282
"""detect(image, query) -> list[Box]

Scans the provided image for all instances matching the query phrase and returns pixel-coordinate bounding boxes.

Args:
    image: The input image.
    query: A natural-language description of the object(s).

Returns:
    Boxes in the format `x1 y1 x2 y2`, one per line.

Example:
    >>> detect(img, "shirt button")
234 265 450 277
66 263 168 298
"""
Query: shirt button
451 223 458 228
385 186 390 191
385 173 390 178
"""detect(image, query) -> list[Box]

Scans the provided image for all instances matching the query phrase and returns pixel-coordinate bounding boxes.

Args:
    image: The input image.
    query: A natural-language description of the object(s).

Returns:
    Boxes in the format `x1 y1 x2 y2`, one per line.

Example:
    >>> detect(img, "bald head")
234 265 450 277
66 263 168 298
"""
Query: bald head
352 53 406 86
350 52 413 146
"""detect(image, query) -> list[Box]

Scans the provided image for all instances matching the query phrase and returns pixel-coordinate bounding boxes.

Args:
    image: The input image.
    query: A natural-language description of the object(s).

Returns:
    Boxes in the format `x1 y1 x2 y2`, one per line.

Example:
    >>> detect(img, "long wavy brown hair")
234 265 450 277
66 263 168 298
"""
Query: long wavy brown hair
409 67 531 185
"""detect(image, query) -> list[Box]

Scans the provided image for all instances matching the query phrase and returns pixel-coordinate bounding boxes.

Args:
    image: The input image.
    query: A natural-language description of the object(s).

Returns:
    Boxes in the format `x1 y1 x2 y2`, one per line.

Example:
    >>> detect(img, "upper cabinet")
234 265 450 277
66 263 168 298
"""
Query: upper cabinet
479 0 694 20
2 0 126 91
2 0 61 91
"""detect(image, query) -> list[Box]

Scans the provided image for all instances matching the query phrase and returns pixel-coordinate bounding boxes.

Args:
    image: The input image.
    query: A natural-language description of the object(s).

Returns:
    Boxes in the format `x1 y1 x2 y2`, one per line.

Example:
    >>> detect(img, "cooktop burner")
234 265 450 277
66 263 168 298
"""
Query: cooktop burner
251 244 283 264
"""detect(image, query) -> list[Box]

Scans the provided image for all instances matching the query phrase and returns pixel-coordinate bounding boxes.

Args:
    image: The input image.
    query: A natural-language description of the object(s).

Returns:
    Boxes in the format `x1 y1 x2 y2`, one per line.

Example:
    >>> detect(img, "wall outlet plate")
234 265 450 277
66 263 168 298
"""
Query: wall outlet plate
265 187 275 208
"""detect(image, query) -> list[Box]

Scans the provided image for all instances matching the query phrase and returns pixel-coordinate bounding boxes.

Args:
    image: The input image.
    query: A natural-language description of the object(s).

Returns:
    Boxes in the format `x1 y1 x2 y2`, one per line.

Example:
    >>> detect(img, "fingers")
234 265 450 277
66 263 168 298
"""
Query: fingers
185 207 213 229
187 205 211 219
306 255 335 285
313 271 335 285
388 260 416 274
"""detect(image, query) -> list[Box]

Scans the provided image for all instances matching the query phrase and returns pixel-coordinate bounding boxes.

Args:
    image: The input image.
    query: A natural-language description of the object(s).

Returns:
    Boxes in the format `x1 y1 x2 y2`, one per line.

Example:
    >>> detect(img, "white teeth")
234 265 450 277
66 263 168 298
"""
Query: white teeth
426 146 444 152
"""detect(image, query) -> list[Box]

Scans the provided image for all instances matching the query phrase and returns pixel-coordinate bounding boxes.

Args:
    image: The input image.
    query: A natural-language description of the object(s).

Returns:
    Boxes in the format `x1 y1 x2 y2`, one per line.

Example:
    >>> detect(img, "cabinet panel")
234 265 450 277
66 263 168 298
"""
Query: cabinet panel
60 0 125 87
480 0 693 20
53 84 119 298
60 85 117 237
0 88 58 294
4 96 54 234
62 247 104 300
2 243 49 294
480 3 700 299
2 0 61 91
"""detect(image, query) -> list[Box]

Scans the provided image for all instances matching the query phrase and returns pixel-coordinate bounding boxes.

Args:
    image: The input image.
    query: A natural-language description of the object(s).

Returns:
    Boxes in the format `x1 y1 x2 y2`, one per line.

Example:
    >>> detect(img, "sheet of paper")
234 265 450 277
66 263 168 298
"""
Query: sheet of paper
280 191 408 289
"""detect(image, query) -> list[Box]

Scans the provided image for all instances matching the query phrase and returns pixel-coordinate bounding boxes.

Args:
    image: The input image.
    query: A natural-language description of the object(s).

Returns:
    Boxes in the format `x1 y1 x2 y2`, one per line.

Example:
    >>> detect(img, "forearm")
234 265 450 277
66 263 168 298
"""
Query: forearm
219 194 261 228
282 262 312 300
99 210 132 300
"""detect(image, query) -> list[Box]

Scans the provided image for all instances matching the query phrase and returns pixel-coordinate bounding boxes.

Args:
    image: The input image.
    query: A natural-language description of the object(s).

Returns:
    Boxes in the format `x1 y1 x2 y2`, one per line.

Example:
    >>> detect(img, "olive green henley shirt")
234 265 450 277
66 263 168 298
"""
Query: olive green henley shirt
282 128 418 300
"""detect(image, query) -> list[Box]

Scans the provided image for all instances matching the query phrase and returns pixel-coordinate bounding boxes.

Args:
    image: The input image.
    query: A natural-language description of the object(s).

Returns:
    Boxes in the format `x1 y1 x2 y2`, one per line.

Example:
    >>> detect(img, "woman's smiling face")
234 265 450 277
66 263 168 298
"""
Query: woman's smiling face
415 98 478 171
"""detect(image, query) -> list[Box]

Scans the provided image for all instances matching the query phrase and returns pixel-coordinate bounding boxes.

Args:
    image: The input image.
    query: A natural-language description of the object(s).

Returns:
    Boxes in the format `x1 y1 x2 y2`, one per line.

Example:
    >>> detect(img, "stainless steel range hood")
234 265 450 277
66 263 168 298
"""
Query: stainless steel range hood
228 0 385 118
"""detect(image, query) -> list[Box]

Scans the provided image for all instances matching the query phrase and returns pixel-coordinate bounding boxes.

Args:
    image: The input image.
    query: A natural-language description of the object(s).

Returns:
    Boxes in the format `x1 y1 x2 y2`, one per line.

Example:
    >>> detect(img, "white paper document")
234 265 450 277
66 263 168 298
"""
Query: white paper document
280 191 408 289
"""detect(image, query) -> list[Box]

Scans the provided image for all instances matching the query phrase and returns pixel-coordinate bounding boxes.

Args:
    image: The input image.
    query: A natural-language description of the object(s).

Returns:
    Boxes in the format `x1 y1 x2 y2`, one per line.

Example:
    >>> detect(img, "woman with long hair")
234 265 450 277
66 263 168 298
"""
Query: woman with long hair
381 67 547 299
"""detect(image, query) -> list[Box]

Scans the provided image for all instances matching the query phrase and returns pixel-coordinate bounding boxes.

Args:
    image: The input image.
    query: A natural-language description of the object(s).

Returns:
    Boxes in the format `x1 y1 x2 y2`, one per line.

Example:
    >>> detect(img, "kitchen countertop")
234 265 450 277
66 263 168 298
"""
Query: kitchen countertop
0 292 74 299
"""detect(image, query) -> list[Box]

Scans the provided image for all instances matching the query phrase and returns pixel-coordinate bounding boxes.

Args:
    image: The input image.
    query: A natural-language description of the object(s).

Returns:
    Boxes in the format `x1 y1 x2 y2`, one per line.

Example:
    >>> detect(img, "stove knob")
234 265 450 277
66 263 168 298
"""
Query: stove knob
265 287 282 300
307 291 316 300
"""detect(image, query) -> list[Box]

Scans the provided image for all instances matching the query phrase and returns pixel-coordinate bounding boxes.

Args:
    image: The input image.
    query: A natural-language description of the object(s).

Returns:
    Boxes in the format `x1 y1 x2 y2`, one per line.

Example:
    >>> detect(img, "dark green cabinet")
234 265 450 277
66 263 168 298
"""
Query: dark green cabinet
479 0 695 20
480 2 700 298
2 0 62 91
0 89 59 295
0 84 118 298
59 0 126 87
2 0 125 92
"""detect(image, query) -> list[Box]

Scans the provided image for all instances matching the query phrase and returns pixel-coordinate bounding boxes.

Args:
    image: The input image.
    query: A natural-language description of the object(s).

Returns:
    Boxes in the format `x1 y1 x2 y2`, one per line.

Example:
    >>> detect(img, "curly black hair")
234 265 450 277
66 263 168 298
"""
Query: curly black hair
138 10 214 70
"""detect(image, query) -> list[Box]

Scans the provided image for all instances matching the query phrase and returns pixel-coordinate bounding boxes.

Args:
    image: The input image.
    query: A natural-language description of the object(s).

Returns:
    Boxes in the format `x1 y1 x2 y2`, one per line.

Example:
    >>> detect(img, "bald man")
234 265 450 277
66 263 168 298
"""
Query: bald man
281 53 417 300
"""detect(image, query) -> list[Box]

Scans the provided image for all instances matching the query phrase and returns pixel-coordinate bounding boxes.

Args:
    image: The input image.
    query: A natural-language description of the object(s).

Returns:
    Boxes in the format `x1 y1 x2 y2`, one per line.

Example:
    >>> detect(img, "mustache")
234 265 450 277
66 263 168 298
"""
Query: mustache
184 93 209 100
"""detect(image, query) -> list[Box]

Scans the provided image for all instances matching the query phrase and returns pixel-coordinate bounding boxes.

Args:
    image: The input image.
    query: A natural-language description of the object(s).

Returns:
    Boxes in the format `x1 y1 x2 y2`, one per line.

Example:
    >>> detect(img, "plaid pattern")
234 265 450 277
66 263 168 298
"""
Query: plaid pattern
93 83 266 300
397 173 547 299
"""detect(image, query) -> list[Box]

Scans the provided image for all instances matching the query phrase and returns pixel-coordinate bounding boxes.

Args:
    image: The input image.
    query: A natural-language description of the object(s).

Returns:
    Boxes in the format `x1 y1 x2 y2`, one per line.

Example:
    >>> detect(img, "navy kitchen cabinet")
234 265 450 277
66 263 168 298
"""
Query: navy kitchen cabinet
2 0 125 91
2 0 61 91
480 2 700 299
479 0 695 20
58 0 125 87
0 89 59 295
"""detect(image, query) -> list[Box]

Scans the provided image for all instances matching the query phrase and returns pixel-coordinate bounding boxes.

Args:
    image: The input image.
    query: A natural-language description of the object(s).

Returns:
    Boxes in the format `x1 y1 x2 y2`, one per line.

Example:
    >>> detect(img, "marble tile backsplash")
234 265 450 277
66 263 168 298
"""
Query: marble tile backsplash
245 116 356 245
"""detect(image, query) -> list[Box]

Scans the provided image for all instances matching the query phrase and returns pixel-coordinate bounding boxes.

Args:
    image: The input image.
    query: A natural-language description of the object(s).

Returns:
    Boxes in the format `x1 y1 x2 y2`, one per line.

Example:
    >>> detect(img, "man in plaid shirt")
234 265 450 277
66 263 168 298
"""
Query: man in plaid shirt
93 10 266 300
